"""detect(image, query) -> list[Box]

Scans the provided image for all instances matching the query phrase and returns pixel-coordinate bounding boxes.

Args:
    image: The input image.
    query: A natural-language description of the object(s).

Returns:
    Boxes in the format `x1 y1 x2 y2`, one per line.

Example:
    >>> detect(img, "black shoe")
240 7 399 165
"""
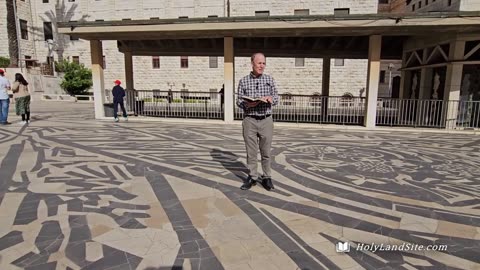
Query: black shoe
240 176 257 190
261 176 274 191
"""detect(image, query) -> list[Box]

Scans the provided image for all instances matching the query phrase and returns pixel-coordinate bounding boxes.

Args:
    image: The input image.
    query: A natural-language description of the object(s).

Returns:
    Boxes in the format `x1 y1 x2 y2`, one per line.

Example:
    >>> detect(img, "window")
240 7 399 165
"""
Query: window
209 56 218 68
255 11 270 16
334 58 344 66
380 70 386 83
425 0 429 5
418 1 422 8
152 56 160 69
43 22 53 40
334 8 350 15
68 0 75 2
208 15 218 18
378 0 389 3
72 56 79 64
25 55 33 68
412 4 415 11
178 16 188 19
448 0 452 6
294 9 309 16
103 56 106 69
180 56 188 68
20 20 28 40
43 0 49 3
295 58 305 67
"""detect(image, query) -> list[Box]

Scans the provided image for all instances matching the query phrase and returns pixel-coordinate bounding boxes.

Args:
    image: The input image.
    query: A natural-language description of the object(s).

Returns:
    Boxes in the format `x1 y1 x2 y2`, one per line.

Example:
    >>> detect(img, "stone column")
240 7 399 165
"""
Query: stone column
90 40 105 119
444 39 465 129
364 35 382 128
224 37 235 123
124 51 134 91
322 57 330 120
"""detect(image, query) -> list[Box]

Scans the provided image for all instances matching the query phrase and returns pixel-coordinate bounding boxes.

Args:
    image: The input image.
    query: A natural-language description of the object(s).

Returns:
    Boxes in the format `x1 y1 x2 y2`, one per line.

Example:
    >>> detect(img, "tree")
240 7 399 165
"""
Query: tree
6 0 19 67
56 60 93 96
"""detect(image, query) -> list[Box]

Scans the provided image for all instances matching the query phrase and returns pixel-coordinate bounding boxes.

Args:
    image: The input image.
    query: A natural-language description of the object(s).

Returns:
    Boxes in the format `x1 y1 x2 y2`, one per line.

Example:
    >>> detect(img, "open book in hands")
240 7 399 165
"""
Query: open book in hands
241 96 268 103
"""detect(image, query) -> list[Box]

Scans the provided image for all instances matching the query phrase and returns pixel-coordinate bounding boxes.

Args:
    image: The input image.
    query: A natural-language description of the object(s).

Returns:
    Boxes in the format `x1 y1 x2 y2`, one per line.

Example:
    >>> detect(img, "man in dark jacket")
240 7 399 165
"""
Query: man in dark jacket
112 80 127 122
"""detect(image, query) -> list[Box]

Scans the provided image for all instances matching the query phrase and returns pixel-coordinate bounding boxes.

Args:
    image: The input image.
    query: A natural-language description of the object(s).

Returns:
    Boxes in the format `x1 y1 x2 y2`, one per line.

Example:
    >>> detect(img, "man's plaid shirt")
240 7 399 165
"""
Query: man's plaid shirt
236 72 279 116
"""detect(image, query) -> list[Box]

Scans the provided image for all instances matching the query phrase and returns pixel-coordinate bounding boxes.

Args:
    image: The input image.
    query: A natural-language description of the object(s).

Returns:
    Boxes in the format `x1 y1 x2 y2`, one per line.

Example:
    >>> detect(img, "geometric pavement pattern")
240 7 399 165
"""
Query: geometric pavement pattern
0 102 479 270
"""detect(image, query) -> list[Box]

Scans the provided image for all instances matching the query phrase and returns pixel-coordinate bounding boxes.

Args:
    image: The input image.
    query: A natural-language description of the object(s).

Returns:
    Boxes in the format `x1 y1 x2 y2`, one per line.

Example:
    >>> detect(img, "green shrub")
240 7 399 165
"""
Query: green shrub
0 57 10 68
56 60 93 96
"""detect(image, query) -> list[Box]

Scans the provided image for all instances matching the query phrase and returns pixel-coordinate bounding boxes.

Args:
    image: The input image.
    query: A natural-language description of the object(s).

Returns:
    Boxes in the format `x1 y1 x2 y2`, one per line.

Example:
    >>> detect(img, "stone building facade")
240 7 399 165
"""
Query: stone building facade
3 0 388 97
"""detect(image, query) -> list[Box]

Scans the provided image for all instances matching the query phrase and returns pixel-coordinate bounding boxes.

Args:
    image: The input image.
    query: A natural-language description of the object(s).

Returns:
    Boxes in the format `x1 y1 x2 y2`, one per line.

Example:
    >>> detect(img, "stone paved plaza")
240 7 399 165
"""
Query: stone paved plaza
0 101 479 270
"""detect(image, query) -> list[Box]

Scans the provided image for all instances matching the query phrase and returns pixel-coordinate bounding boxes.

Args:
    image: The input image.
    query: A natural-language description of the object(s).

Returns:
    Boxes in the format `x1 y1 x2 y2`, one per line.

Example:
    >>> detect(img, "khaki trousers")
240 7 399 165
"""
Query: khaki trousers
242 116 274 179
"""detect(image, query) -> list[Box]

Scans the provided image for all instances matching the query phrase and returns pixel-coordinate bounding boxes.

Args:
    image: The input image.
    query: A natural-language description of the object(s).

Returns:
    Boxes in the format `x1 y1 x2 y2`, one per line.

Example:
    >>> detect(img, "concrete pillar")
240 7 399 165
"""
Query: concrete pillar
444 39 465 129
322 58 330 96
416 49 432 125
364 35 382 128
224 37 235 123
90 40 105 119
417 49 430 100
124 51 134 90
415 67 433 126
321 57 331 119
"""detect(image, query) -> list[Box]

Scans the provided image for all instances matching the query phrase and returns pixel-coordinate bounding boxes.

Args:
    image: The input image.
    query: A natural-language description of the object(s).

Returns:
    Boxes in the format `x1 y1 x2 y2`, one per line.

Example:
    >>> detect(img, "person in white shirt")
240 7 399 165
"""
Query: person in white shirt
0 69 12 125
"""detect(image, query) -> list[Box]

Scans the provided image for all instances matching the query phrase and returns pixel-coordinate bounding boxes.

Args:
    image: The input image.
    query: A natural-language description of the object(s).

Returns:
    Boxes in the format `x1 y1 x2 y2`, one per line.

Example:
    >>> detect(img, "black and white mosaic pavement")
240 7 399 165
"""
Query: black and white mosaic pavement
0 101 479 270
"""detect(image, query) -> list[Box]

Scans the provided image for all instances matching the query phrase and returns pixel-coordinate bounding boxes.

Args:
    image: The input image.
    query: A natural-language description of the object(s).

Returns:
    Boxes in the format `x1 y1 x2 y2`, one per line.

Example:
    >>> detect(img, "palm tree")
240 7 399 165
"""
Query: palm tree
6 0 19 67
39 0 88 61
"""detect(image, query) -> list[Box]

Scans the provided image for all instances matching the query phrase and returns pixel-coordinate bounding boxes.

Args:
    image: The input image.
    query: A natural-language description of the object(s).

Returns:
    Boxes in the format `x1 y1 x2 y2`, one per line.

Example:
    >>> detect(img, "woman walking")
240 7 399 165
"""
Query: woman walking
11 73 31 125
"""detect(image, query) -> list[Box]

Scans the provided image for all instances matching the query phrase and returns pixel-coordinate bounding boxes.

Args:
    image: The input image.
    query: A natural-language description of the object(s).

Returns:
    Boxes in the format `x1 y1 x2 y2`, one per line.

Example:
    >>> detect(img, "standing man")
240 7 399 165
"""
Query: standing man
0 69 11 125
112 80 128 122
236 53 279 191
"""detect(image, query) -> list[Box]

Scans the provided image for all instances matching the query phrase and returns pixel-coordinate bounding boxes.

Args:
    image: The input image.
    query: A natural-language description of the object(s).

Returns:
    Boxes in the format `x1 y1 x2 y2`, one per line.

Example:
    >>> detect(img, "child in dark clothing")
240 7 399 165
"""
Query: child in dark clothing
112 80 127 122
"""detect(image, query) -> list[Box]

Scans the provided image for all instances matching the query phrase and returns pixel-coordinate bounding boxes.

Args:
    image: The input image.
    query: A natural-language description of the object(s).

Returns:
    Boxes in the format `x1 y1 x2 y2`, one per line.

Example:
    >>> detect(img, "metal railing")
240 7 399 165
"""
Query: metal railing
376 98 480 129
122 90 224 120
234 94 365 125
103 89 480 130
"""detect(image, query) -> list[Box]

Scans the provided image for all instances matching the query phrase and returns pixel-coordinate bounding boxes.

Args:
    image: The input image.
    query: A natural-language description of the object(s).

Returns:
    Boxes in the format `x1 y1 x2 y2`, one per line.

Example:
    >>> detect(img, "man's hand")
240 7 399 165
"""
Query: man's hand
262 96 273 103
245 100 260 108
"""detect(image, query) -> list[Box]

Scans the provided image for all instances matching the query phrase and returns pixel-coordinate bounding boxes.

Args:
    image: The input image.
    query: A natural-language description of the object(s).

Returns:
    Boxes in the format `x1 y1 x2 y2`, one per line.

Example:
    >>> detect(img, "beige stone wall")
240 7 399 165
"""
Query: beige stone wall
8 0 380 97
230 0 377 16
460 0 480 11
15 0 35 62
0 0 8 58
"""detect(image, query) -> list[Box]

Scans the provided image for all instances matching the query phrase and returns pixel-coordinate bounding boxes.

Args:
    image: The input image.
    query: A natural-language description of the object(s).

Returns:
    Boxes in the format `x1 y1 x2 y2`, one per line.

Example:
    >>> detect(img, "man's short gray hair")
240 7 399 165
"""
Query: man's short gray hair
251 52 265 62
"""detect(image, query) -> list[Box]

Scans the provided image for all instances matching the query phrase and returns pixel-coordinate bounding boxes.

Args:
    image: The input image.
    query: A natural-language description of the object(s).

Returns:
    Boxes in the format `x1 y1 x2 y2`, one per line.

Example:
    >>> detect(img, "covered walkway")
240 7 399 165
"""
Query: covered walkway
58 11 480 130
